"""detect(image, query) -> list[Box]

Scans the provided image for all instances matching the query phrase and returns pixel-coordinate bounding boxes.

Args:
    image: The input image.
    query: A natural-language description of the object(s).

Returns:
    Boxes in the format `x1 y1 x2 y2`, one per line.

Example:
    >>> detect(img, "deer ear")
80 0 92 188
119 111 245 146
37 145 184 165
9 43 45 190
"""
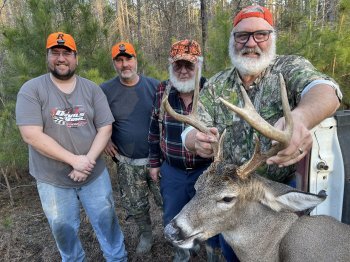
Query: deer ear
262 188 326 212
259 177 326 212
274 190 326 212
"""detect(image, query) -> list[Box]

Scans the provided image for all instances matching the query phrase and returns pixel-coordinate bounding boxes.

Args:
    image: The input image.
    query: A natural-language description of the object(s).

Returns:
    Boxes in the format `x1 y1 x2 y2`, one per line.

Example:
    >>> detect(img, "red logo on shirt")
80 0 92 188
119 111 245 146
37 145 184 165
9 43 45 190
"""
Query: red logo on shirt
50 106 87 128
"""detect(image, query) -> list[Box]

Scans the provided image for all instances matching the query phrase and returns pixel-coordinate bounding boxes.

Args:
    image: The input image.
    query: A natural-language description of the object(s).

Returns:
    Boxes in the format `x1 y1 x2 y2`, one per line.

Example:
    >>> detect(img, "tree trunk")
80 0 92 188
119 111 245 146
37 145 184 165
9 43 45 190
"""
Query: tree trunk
200 0 207 70
137 0 142 44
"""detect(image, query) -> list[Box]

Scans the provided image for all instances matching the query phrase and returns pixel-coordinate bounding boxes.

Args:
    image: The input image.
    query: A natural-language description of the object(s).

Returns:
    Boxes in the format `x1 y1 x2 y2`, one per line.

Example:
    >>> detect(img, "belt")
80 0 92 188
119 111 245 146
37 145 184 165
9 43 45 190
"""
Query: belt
115 154 149 166
175 166 195 171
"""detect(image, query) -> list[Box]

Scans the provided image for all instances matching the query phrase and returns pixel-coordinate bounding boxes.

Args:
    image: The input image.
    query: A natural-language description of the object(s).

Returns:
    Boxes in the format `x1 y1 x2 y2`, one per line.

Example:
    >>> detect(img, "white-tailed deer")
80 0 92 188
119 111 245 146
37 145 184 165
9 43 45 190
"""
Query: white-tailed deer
163 73 350 262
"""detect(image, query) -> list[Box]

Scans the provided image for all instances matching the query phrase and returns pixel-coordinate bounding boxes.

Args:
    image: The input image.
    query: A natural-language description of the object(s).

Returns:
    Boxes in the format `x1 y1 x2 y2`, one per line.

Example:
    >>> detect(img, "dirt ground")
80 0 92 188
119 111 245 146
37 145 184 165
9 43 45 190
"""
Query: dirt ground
0 166 208 262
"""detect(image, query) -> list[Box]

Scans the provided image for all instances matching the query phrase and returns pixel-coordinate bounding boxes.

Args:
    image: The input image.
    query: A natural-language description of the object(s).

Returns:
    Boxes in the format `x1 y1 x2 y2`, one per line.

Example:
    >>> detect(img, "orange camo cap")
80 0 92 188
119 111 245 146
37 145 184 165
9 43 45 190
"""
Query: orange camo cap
46 32 77 52
169 39 201 64
111 41 136 59
233 5 274 27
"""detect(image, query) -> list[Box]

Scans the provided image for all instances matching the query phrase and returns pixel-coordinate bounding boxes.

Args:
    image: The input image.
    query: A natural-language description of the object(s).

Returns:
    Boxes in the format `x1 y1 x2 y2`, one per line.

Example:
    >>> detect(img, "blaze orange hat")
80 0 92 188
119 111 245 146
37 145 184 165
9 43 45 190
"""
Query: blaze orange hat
46 32 77 52
233 5 274 27
111 42 136 59
169 39 201 64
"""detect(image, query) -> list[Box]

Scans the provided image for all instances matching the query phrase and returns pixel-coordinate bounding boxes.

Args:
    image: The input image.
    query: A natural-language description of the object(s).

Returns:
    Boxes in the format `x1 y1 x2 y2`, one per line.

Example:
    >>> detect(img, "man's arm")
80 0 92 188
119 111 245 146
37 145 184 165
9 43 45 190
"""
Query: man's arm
68 125 112 182
87 125 112 161
185 84 341 163
267 84 340 167
19 125 95 173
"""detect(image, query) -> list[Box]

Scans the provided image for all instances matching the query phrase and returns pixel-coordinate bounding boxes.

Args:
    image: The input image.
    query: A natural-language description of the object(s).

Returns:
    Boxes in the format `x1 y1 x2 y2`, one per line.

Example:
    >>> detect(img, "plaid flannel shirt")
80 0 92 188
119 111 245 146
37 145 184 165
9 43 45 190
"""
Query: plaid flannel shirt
148 79 212 170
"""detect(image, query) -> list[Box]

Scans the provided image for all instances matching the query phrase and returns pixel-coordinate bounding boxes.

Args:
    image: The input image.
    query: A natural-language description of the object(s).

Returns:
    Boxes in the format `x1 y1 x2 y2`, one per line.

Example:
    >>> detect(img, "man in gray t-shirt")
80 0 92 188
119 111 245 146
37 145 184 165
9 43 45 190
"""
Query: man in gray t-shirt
16 32 127 261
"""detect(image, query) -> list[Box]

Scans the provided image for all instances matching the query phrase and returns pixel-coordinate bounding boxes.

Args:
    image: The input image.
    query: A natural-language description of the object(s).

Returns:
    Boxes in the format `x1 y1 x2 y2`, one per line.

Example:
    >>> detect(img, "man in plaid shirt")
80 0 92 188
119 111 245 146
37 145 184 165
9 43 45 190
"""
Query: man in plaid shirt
148 40 235 261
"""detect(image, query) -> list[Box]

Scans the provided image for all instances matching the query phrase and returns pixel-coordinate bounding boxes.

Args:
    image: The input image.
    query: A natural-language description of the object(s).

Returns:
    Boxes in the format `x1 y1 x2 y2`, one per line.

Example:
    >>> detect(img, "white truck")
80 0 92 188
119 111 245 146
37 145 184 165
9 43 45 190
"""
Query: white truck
298 110 350 224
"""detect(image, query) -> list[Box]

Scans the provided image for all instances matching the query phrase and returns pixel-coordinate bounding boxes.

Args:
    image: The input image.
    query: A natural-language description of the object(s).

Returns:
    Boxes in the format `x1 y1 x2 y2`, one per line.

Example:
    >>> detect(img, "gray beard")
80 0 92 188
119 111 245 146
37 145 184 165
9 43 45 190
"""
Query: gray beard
229 32 276 76
168 65 197 93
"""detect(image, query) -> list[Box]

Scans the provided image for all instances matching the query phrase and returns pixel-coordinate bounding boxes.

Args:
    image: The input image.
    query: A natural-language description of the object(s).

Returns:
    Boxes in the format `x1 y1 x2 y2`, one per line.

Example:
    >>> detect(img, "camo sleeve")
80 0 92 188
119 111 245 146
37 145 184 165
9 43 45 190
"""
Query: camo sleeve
274 55 340 105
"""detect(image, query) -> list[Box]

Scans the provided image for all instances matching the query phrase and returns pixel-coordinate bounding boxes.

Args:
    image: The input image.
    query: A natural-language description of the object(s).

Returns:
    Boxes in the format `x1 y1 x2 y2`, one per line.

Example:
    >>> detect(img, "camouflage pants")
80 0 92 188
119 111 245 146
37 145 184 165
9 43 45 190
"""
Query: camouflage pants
116 162 163 220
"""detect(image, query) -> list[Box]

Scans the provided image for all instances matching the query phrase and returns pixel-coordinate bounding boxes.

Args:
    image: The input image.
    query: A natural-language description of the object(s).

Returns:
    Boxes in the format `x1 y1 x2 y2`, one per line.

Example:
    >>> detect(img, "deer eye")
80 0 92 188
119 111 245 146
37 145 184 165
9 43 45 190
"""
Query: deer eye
222 197 234 203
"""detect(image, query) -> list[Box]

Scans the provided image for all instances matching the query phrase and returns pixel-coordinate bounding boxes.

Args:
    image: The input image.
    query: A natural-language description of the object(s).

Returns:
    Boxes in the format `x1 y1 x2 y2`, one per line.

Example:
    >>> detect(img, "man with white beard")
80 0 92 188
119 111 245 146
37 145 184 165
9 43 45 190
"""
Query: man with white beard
148 40 235 261
182 5 342 185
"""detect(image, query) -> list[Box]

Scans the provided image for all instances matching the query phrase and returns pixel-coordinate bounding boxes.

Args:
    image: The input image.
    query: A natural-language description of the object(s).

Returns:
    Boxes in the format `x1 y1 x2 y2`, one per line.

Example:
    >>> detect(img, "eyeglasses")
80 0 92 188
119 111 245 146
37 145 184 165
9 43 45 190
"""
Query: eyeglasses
233 30 273 44
173 61 195 72
49 50 75 58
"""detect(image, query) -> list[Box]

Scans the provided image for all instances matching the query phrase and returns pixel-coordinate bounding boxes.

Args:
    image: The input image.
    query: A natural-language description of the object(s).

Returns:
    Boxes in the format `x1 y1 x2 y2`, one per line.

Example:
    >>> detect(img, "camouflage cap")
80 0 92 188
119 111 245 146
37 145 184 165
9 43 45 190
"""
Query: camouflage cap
169 39 202 64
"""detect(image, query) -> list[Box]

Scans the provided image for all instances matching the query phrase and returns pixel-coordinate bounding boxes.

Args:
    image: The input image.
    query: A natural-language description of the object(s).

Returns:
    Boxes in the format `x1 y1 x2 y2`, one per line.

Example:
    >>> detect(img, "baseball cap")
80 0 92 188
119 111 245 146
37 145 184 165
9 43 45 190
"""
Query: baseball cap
111 42 136 59
233 5 274 27
46 32 77 52
169 39 201 64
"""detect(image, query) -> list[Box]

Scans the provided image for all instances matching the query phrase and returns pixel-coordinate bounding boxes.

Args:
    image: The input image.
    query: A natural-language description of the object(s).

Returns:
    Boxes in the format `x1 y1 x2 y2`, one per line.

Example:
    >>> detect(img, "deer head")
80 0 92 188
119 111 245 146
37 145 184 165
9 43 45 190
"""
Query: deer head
163 72 328 258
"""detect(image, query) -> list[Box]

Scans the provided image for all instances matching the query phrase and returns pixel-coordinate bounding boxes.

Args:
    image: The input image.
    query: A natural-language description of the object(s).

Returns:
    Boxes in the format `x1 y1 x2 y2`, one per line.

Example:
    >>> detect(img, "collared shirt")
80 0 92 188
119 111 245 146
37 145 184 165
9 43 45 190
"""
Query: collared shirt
194 55 342 182
148 79 212 170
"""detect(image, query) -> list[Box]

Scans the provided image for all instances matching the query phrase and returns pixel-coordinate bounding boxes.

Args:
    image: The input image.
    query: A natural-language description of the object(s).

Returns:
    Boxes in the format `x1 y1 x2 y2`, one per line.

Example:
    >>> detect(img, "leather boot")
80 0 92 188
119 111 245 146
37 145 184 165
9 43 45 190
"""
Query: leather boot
135 214 153 253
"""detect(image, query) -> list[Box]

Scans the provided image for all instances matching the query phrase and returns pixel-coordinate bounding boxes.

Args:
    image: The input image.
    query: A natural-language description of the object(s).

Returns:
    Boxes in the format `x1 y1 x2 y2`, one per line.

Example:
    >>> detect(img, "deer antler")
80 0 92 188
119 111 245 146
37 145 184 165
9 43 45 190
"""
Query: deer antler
219 74 293 179
162 67 220 160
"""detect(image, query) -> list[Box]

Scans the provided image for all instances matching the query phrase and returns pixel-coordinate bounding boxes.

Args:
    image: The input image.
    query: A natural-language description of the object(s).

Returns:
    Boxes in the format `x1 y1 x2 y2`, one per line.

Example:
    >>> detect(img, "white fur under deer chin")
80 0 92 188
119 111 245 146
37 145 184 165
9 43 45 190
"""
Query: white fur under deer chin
229 32 276 76
169 66 196 93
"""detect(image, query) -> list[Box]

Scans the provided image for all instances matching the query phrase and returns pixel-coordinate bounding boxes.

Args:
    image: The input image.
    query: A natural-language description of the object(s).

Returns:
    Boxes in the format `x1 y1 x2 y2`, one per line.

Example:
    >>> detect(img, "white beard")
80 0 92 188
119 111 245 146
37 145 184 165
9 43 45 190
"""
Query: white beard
168 65 200 93
229 32 276 76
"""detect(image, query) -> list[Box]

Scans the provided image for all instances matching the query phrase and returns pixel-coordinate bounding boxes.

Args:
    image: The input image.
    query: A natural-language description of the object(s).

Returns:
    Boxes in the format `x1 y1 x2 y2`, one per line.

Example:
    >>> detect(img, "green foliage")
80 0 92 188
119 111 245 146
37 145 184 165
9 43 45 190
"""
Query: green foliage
205 4 232 77
137 46 168 81
277 0 350 108
0 99 28 172
80 68 105 85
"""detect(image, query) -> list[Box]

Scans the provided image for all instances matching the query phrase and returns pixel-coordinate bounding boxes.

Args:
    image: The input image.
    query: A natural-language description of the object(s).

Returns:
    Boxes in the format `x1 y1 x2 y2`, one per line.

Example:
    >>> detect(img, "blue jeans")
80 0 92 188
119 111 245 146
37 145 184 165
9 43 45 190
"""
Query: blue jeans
160 162 209 226
37 168 127 262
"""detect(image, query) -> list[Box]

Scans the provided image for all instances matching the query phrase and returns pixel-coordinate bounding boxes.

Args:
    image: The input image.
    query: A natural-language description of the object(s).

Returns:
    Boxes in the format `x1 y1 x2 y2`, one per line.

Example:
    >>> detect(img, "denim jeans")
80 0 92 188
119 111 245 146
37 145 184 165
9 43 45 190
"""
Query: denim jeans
160 162 209 226
37 168 127 262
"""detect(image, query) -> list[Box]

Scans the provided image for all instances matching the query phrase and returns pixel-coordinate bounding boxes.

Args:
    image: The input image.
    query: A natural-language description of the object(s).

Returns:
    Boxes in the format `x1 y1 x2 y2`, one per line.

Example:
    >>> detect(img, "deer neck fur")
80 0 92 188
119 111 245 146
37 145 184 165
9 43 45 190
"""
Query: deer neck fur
223 199 299 262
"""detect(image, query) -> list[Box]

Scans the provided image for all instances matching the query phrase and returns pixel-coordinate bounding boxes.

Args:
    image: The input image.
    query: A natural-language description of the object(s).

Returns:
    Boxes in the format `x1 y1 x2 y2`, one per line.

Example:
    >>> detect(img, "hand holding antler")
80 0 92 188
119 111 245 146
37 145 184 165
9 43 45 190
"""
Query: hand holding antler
186 127 219 158
266 113 312 167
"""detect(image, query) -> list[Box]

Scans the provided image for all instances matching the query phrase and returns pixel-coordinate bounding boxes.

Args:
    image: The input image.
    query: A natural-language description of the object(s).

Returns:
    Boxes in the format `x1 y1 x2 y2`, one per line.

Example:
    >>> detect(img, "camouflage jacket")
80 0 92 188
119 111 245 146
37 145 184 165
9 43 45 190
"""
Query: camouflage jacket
197 55 340 182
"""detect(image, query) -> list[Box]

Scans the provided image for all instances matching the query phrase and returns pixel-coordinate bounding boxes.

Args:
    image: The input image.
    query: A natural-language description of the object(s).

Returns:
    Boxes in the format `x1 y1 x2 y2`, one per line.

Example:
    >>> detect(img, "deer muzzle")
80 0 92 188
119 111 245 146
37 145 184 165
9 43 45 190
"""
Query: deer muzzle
164 220 200 249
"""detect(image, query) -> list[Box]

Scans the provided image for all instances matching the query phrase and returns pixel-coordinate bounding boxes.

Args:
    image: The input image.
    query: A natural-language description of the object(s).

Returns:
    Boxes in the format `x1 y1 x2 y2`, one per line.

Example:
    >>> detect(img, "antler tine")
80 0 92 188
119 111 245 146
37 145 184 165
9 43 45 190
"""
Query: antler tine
162 66 220 157
219 73 292 145
214 129 226 163
236 134 261 179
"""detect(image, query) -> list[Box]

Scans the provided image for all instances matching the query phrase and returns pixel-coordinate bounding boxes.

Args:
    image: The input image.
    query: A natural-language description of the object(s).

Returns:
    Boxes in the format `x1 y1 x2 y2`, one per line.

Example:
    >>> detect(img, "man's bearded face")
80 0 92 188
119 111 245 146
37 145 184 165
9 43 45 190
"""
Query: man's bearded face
169 60 201 93
229 31 276 76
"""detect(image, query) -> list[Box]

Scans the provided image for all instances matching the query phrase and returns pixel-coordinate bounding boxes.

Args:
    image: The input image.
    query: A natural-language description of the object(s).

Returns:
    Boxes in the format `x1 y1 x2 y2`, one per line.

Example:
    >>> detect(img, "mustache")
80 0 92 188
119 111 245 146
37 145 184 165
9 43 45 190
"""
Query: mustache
240 47 262 55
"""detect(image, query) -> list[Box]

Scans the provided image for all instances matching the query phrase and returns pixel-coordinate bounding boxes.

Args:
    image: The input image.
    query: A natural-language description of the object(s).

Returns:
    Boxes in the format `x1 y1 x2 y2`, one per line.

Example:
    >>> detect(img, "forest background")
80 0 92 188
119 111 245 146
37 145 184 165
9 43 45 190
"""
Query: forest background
0 0 349 199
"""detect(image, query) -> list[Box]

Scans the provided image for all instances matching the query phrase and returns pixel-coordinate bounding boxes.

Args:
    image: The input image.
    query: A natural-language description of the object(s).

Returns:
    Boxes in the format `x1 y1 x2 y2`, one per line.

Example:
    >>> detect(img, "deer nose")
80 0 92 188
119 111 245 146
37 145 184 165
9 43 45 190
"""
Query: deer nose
164 221 181 241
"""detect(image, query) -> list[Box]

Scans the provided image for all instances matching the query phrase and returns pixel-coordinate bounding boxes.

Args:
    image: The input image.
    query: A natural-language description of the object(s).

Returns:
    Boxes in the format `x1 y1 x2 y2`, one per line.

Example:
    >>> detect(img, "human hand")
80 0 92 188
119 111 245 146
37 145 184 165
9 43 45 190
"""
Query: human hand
266 116 312 167
71 155 96 174
192 127 219 158
104 140 119 157
149 167 161 182
68 169 88 182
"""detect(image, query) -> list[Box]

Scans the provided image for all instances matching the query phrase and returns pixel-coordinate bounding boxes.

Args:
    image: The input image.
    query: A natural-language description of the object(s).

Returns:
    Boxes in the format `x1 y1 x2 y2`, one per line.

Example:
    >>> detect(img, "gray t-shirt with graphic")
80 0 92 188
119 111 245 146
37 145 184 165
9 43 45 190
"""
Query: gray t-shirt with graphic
16 73 114 187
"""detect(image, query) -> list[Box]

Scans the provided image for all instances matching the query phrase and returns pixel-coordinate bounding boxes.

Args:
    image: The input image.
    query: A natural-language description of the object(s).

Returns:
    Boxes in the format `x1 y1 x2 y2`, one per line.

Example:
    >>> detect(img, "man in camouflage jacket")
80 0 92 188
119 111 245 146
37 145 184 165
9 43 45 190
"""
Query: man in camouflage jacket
183 5 342 184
